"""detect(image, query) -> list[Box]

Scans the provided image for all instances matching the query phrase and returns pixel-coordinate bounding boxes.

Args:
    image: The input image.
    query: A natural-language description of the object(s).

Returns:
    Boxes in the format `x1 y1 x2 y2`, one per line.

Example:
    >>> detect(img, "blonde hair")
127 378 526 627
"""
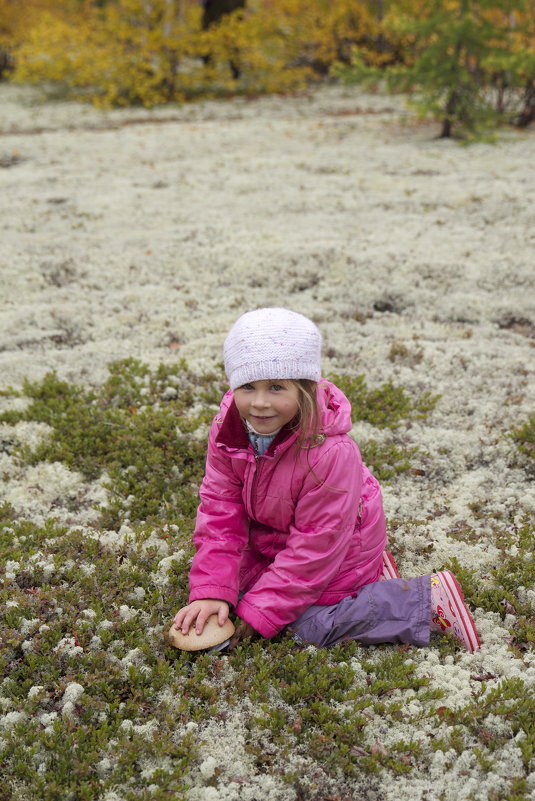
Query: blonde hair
290 379 323 450
292 379 346 492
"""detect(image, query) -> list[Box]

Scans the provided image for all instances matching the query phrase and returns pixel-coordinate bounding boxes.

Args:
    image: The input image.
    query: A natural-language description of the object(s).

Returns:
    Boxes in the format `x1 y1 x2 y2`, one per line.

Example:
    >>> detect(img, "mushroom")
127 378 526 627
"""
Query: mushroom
167 614 235 651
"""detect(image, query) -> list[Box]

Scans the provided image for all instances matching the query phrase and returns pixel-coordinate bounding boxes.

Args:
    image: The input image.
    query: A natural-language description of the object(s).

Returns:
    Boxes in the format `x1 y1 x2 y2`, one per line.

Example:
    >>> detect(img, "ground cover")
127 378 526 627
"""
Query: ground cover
0 83 534 800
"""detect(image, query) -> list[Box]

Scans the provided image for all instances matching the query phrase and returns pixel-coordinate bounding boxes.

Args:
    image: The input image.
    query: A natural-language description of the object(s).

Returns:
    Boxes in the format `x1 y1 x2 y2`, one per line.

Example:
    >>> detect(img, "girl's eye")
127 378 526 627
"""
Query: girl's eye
240 383 254 391
270 384 284 391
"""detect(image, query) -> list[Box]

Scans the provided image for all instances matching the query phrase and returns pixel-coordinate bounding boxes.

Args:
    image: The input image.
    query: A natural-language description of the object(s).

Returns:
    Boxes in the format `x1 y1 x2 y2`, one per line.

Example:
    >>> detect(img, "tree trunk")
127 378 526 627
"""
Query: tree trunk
201 0 246 79
201 0 246 30
440 88 460 137
440 117 453 137
0 47 13 81
515 82 535 128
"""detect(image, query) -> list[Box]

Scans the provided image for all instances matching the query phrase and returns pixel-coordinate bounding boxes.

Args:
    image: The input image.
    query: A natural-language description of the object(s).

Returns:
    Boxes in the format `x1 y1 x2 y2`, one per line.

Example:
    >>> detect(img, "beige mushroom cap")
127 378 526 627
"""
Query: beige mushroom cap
167 614 235 651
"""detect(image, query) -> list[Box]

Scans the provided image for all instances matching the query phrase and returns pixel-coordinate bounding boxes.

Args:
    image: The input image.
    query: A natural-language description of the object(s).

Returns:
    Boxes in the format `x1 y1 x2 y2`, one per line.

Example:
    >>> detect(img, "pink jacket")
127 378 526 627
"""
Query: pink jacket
188 380 387 638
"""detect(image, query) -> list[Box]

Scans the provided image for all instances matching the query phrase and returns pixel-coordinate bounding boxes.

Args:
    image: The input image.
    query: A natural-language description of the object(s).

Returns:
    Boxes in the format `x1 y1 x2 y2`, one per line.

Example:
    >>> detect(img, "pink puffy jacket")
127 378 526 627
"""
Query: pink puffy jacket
188 380 387 638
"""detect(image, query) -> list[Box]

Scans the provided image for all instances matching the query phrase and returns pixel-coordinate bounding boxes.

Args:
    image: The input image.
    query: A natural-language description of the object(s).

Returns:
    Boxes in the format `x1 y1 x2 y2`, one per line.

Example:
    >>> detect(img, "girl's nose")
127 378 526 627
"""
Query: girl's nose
252 392 269 408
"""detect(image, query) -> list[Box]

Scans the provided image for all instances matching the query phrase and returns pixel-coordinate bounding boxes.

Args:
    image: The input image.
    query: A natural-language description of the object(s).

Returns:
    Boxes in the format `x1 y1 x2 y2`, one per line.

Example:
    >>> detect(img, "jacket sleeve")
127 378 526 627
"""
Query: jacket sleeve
188 421 249 607
235 439 362 638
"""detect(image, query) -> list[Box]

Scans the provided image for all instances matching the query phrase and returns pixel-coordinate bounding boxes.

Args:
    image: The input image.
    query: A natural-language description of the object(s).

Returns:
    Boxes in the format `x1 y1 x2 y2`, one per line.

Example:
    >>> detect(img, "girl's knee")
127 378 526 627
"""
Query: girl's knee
288 619 331 648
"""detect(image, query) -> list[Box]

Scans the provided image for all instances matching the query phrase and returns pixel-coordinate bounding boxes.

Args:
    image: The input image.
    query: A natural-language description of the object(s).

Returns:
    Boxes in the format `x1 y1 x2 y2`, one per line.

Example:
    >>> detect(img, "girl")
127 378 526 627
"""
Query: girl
173 308 480 653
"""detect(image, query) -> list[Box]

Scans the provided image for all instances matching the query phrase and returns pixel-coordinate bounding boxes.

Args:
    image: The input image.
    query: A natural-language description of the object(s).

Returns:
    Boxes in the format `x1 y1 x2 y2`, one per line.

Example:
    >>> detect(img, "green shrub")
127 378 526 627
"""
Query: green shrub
0 359 226 528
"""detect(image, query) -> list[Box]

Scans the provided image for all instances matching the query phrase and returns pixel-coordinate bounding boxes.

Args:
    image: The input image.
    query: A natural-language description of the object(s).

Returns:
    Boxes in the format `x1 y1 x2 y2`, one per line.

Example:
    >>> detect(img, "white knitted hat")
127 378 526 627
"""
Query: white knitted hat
223 308 322 390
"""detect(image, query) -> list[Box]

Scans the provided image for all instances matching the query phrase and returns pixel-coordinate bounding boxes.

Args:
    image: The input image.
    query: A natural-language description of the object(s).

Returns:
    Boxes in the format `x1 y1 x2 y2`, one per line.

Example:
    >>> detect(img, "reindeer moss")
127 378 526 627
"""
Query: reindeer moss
6 362 533 798
0 361 437 531
0 359 227 528
432 677 534 768
446 516 534 648
0 518 199 799
1 511 533 798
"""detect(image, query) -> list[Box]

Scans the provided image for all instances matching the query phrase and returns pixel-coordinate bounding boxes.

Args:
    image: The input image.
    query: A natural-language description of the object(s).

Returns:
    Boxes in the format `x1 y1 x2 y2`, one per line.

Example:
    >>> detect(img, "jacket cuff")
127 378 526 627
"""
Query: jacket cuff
235 597 281 639
188 586 238 607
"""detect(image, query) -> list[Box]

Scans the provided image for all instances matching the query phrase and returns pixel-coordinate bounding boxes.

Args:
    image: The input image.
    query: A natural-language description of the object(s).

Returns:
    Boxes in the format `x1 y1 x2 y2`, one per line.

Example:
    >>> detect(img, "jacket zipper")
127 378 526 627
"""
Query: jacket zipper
250 453 262 520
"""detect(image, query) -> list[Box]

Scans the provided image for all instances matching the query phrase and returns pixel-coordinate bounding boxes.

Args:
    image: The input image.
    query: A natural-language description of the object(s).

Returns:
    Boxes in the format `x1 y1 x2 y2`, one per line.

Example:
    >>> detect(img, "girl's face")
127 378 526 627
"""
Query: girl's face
234 379 300 435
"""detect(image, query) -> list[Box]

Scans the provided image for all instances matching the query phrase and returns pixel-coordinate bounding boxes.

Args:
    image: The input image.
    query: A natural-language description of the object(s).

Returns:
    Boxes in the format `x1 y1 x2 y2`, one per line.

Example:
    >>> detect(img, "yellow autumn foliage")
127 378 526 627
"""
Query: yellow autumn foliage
12 1 202 106
0 0 60 73
0 0 41 45
7 0 403 106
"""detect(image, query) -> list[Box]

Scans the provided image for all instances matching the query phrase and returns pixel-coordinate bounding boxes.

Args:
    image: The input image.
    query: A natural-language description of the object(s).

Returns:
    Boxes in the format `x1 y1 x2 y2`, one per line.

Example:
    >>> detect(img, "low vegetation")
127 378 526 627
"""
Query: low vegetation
0 361 533 799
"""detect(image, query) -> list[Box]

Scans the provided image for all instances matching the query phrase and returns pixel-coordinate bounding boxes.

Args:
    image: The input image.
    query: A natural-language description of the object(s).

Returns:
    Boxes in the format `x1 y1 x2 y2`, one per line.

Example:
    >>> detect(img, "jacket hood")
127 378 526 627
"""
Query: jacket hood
316 379 353 436
215 379 352 451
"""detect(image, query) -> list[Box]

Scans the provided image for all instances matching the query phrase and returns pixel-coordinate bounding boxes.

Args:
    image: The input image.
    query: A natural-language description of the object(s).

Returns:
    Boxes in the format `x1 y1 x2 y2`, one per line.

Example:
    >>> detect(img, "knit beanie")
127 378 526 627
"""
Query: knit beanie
223 308 322 390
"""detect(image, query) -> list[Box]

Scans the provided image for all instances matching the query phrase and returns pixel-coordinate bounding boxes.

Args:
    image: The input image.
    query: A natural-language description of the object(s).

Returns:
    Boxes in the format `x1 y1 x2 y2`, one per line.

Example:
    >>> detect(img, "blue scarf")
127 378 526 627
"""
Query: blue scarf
245 421 281 456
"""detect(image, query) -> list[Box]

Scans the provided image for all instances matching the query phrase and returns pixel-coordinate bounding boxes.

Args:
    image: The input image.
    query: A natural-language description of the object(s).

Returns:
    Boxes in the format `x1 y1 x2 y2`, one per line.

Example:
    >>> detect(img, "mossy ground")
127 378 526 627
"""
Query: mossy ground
1 361 533 800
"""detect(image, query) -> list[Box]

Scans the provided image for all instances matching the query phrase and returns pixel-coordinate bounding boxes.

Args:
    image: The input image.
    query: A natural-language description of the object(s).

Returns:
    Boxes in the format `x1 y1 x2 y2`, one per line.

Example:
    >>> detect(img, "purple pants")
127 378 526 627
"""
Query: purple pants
288 577 431 648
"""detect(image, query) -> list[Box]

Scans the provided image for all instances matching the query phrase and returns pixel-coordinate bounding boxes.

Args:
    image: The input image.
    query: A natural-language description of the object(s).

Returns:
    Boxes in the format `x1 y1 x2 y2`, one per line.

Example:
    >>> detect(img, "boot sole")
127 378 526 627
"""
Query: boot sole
437 570 481 653
380 550 401 580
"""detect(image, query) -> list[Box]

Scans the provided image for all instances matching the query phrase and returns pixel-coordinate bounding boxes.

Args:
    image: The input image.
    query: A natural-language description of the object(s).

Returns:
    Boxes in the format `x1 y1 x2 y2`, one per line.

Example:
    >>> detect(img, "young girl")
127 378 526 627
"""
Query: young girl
173 308 480 653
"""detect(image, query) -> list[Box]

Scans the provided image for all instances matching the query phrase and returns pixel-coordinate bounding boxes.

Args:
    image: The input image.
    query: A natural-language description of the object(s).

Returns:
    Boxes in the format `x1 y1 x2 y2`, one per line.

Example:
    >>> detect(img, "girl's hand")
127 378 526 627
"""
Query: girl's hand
173 599 229 636
229 618 258 649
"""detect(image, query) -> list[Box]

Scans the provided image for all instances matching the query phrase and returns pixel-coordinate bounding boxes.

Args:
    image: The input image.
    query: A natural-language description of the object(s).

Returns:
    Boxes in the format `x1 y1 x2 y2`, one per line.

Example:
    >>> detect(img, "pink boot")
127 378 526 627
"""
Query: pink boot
430 571 480 652
379 550 401 580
